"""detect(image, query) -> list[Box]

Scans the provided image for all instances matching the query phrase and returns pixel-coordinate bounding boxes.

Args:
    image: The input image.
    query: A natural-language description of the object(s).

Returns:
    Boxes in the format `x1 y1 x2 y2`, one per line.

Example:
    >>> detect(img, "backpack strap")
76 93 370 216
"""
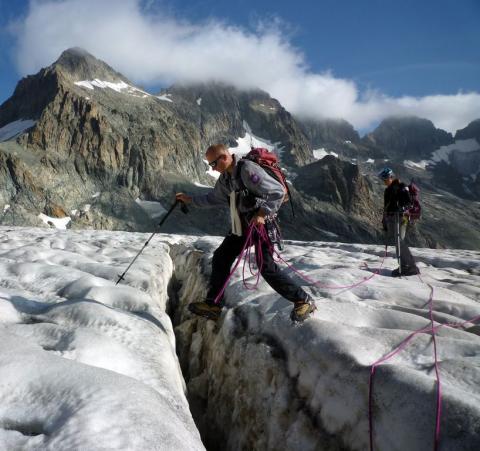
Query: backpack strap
238 156 295 217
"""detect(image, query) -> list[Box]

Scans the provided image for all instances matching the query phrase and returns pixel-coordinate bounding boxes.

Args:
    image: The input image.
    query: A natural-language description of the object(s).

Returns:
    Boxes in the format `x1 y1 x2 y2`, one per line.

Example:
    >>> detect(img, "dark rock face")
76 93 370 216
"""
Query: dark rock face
297 117 360 147
363 116 454 159
54 47 129 82
7 48 208 190
297 117 387 160
295 156 374 216
0 70 59 127
455 119 480 142
164 83 315 168
0 48 315 235
273 156 382 244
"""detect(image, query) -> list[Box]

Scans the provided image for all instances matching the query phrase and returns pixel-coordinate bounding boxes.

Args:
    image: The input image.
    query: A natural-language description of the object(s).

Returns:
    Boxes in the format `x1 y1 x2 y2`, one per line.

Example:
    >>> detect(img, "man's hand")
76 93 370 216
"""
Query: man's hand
251 208 266 225
176 193 192 204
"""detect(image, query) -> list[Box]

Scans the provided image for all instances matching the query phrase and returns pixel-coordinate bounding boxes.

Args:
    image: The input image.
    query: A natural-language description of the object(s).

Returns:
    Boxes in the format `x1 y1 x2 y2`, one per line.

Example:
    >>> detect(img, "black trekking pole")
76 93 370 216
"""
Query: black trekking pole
395 211 402 277
116 200 188 285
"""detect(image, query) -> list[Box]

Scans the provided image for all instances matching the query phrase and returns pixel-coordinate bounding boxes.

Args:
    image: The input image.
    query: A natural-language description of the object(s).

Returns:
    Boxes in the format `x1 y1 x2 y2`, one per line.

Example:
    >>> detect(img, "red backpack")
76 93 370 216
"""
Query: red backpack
241 147 295 216
406 181 421 221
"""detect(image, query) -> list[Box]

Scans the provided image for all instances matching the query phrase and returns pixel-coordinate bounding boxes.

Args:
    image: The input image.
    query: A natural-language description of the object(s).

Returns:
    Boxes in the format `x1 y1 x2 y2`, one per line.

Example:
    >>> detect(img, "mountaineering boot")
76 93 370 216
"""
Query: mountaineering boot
391 266 420 277
290 298 317 322
188 301 222 321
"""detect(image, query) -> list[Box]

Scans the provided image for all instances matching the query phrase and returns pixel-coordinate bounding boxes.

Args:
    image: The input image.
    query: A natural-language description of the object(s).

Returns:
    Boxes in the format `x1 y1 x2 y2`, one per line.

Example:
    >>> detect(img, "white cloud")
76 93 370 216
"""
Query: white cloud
9 0 480 133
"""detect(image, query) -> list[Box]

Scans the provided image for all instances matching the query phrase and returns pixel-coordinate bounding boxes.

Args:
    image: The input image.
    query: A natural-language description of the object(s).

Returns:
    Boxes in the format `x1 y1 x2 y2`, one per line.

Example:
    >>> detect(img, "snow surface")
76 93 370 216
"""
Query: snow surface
196 97 202 106
0 119 36 142
313 148 339 160
74 79 159 101
0 227 204 450
404 160 430 170
135 198 167 220
2 225 479 450
203 121 285 180
194 181 212 188
366 158 375 164
38 213 71 230
402 139 480 178
431 138 480 164
156 94 173 103
173 236 480 451
229 120 283 158
75 79 141 94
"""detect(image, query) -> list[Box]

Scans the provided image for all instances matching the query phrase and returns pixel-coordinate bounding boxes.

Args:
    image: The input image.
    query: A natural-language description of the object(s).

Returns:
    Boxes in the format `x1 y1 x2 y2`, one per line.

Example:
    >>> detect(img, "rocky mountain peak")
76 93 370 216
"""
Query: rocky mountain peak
363 115 454 159
294 155 375 216
164 81 314 168
455 119 480 143
296 117 360 147
166 81 281 118
0 48 130 127
52 47 128 83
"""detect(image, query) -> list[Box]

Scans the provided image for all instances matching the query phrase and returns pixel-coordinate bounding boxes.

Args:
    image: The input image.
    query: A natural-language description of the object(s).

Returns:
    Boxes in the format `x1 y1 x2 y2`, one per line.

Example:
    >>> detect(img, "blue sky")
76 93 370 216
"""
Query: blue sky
1 0 479 132
163 0 480 96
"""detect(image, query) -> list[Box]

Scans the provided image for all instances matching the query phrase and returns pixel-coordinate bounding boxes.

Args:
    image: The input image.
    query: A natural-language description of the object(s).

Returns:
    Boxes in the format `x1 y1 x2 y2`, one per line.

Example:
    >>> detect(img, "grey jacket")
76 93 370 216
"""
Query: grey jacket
192 156 285 218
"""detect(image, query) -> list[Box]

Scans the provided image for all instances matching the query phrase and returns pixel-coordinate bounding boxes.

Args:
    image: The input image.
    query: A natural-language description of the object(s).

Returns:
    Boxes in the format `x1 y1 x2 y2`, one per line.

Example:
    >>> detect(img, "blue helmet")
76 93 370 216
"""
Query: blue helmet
378 167 393 180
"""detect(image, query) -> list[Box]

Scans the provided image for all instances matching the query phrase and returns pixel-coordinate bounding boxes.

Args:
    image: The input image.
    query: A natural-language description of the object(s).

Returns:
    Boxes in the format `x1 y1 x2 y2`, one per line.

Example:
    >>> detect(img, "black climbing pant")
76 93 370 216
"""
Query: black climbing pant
385 214 417 270
206 231 309 306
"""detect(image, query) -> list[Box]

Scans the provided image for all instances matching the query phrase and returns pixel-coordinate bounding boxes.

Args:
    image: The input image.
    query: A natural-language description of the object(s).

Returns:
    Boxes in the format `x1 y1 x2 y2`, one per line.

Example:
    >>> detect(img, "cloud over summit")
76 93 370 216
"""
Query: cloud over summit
10 0 480 133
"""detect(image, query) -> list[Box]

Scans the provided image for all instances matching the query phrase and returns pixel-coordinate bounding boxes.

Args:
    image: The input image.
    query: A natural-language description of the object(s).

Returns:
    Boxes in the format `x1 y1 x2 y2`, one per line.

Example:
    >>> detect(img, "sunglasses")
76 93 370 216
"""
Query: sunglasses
208 155 223 168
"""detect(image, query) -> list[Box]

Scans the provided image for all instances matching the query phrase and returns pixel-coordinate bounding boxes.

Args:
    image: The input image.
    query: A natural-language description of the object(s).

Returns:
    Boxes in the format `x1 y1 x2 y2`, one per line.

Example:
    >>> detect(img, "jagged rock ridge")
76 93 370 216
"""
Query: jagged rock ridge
0 48 479 248
363 116 454 159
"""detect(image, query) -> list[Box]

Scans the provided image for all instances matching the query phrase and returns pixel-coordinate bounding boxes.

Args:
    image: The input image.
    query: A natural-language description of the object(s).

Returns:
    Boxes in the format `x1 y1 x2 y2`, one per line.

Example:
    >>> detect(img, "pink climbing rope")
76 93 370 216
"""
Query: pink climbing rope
368 282 435 451
368 280 480 451
425 279 442 451
254 223 388 290
209 222 479 450
212 223 257 304
214 222 388 302
272 247 387 290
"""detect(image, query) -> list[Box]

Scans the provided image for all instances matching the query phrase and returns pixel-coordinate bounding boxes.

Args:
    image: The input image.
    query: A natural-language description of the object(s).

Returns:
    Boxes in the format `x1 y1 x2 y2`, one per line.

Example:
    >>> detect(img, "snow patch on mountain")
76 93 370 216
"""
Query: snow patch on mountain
194 181 211 188
404 160 429 170
400 139 480 178
0 119 36 142
74 79 150 97
135 198 167 220
203 121 285 180
313 148 339 160
229 121 284 158
157 93 173 102
431 138 480 164
38 213 71 229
